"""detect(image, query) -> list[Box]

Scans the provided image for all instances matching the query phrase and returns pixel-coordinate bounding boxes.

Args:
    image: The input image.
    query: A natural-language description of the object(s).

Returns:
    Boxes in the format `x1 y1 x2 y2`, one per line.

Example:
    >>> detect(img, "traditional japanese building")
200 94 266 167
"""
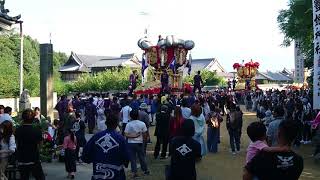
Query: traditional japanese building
184 58 233 80
59 52 141 81
255 71 294 84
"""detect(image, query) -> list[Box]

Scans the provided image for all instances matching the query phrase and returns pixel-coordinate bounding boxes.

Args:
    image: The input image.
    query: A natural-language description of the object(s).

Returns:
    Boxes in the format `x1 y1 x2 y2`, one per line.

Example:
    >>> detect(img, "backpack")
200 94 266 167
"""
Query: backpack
229 111 241 129
211 115 219 128
207 112 223 128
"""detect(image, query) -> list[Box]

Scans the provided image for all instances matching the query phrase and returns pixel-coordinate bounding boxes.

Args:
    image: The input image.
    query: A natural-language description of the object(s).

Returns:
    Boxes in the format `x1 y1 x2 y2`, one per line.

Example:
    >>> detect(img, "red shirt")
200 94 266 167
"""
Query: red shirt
63 135 77 150
170 116 184 138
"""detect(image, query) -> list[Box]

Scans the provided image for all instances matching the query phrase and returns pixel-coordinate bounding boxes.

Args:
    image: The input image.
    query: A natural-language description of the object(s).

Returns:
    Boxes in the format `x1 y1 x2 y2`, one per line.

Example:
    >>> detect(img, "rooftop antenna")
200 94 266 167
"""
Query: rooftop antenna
139 11 150 38
49 32 52 44
144 28 148 37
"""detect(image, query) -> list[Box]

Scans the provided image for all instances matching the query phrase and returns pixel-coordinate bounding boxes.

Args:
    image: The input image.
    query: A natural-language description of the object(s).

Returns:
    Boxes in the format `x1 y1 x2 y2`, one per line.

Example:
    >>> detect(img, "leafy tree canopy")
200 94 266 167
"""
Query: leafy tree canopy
277 0 313 68
0 33 67 98
183 70 226 86
68 66 138 93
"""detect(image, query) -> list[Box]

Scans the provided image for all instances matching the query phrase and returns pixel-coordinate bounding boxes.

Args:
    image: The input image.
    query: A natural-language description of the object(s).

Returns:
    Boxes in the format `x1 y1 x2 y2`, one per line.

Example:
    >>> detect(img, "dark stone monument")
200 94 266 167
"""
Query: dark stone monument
19 89 31 111
40 44 53 120
0 0 21 30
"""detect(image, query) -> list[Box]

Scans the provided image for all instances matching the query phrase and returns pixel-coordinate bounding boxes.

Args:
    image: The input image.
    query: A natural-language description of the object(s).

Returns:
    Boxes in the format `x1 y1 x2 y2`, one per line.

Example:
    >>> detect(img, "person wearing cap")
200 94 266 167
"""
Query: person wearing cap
139 103 151 153
154 105 171 159
139 103 150 127
124 109 150 178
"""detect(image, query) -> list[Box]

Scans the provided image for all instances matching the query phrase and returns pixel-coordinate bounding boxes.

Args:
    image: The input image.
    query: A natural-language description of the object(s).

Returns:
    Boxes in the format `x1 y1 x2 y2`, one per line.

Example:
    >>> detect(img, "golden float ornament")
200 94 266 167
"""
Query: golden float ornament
233 60 260 90
137 35 195 92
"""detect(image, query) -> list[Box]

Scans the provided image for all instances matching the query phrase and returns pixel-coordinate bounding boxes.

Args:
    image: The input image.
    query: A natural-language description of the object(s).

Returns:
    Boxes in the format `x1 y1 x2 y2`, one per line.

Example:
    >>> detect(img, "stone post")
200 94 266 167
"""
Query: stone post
19 89 31 111
40 44 53 120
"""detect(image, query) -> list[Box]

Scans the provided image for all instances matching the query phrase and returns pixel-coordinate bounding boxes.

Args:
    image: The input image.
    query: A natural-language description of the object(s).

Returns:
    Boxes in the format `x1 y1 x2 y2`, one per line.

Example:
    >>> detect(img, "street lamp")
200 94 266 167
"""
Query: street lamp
17 20 23 96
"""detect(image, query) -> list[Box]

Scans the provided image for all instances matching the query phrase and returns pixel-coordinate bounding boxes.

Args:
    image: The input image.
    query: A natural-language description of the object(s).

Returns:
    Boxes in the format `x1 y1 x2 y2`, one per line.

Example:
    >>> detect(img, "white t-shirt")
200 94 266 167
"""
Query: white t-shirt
124 120 147 144
0 135 16 158
93 97 98 106
0 113 12 124
121 106 132 123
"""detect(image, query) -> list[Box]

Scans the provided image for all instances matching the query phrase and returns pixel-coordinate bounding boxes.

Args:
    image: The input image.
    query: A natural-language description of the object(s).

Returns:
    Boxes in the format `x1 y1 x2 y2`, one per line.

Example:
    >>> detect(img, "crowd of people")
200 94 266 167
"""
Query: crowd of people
49 84 320 179
0 79 320 179
0 106 46 180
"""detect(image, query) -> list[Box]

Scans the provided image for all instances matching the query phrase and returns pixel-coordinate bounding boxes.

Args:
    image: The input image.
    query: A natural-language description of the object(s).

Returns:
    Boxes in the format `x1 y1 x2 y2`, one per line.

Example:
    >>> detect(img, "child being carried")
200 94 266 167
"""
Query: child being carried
246 122 288 164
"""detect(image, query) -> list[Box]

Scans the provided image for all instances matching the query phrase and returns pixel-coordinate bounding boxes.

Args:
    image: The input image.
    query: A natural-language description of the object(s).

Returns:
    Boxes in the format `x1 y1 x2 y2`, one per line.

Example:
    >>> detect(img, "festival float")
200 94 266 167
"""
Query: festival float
233 60 260 90
134 35 195 94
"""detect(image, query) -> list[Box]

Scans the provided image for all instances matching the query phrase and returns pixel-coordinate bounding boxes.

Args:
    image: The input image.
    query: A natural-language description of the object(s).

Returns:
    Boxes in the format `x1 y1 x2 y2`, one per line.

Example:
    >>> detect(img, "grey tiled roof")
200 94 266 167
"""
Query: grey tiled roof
120 54 135 58
216 72 234 78
89 58 131 68
60 52 137 72
259 72 293 81
282 68 293 75
183 58 213 75
255 73 269 80
76 54 117 67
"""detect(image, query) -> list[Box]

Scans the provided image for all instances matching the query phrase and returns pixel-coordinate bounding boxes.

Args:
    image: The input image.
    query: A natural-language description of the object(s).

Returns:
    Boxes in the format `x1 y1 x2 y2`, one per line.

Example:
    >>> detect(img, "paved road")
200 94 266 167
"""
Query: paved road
43 161 92 180
42 134 94 180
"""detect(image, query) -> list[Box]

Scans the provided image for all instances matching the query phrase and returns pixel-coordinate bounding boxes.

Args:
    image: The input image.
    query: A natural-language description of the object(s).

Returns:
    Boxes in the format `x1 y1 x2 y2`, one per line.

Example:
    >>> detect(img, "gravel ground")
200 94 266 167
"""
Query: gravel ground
42 109 320 180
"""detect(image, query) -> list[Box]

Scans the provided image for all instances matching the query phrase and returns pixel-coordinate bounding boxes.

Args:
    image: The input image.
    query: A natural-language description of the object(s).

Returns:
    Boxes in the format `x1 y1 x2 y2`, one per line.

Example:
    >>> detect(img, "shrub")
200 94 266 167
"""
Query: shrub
183 70 226 86
68 66 141 93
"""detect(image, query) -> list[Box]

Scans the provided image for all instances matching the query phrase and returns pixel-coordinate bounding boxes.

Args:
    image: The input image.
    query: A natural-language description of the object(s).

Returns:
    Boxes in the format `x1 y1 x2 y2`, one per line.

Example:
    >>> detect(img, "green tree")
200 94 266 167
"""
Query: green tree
0 56 19 97
69 66 138 92
277 0 313 68
53 52 68 95
183 70 226 86
0 34 20 97
0 33 68 98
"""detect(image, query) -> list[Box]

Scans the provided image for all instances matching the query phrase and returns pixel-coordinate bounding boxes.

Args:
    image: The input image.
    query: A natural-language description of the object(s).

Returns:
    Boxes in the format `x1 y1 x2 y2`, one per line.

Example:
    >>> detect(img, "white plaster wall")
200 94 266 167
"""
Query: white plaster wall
0 92 57 112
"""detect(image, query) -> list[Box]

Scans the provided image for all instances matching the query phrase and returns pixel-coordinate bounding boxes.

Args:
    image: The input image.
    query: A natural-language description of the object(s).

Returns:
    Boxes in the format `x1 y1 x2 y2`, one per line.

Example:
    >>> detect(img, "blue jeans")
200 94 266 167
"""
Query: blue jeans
228 128 240 152
154 136 169 158
207 127 219 153
127 143 148 173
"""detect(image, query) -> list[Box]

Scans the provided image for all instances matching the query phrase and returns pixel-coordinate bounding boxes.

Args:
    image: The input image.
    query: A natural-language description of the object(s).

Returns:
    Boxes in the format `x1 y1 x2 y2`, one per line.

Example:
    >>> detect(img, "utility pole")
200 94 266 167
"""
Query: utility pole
19 21 24 96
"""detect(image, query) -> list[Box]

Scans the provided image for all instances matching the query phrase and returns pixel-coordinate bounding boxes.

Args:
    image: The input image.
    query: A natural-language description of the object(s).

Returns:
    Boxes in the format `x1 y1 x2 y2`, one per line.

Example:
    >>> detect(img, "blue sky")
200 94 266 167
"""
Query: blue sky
8 0 293 71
